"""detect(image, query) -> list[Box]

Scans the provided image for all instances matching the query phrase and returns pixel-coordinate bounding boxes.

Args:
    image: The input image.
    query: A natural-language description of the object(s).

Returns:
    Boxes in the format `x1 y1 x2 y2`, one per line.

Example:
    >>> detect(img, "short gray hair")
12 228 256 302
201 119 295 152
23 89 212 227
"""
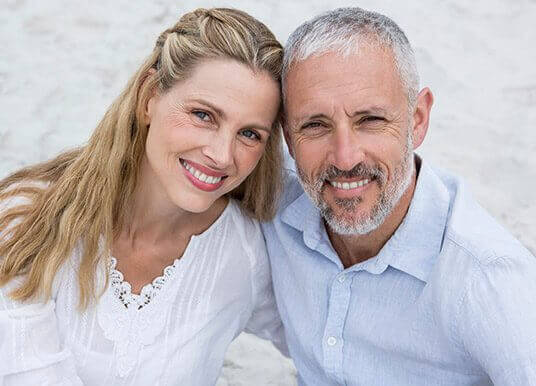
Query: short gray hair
283 7 420 108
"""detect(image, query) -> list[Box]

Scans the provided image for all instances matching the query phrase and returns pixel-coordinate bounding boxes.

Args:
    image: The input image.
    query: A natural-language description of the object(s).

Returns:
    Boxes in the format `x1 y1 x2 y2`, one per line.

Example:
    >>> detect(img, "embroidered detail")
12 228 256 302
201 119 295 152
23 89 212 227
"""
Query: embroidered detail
109 257 180 310
97 257 184 378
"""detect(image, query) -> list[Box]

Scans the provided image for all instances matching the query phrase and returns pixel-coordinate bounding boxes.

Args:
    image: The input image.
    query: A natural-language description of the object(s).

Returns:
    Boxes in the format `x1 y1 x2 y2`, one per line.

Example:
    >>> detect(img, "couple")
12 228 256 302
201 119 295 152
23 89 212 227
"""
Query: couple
1 6 535 386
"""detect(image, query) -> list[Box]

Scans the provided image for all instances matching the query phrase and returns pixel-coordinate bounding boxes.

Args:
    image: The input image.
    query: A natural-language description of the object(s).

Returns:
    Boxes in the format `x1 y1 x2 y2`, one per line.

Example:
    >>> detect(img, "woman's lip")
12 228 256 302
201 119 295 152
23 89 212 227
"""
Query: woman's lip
181 162 226 192
180 159 227 177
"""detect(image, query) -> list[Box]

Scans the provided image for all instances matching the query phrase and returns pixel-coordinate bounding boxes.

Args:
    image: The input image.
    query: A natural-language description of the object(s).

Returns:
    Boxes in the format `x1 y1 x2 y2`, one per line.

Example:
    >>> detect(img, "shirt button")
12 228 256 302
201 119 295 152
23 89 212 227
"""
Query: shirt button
327 336 337 346
337 274 346 283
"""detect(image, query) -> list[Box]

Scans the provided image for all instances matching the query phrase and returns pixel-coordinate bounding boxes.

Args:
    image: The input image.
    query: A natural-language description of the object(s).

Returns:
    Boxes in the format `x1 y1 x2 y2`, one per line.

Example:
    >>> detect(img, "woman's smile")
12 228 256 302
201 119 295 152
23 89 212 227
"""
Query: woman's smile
180 158 228 192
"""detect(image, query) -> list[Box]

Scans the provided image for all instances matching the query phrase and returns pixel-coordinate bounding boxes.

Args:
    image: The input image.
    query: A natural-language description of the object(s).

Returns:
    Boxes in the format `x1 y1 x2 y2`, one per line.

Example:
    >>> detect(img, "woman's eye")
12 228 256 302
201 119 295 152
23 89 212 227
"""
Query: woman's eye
240 129 261 141
192 110 211 122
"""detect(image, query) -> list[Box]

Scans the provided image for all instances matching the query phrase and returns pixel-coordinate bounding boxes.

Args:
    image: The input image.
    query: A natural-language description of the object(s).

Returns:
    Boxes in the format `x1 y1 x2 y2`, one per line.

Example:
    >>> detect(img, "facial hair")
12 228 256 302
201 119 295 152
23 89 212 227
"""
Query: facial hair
295 129 414 235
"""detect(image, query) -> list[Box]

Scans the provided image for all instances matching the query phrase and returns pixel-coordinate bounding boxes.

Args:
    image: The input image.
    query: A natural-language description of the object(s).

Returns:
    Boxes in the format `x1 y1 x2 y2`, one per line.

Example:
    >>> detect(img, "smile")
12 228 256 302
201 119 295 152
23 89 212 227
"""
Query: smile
180 159 228 192
329 178 371 190
181 159 226 184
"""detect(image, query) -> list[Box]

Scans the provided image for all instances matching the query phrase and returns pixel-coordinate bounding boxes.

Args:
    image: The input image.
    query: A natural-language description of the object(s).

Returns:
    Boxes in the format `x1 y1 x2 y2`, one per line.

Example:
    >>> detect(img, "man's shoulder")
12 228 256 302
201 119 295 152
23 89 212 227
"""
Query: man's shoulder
421 168 535 347
277 168 305 213
420 166 535 304
433 166 532 266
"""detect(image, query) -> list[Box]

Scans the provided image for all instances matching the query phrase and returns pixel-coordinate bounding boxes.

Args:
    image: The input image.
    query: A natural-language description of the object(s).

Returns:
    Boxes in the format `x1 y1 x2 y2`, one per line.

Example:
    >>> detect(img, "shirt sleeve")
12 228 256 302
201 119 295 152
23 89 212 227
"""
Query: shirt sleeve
455 252 536 385
242 219 289 358
0 277 83 385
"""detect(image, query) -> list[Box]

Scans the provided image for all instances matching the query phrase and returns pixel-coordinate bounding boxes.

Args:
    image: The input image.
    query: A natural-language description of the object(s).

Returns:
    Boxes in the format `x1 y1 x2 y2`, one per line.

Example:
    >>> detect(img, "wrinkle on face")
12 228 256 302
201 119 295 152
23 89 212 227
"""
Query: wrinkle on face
284 45 415 236
142 58 280 216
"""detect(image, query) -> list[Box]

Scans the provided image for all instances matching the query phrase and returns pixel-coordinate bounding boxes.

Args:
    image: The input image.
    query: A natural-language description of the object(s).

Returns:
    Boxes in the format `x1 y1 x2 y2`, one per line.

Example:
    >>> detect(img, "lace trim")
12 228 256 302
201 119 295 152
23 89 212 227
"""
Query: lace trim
109 257 180 310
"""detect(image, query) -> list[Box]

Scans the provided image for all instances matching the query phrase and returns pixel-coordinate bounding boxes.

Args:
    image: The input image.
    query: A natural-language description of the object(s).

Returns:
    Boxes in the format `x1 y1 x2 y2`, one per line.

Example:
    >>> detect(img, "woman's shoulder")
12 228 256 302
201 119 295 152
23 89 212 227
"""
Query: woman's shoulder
0 181 80 301
227 198 261 229
226 199 265 251
226 198 270 272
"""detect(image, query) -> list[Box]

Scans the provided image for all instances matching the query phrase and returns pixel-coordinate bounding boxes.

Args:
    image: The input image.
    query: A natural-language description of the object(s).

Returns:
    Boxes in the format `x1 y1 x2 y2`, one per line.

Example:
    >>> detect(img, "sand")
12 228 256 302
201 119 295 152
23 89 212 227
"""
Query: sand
1 1 534 384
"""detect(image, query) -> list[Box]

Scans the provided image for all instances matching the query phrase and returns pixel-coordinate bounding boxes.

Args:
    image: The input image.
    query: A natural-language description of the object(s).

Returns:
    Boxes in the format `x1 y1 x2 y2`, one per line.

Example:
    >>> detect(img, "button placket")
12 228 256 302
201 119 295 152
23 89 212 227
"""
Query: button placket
322 272 352 384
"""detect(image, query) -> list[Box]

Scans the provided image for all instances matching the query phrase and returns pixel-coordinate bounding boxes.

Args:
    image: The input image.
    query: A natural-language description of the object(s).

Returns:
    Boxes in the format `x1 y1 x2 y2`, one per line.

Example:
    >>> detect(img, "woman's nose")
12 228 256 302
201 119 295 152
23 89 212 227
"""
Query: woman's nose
202 129 235 169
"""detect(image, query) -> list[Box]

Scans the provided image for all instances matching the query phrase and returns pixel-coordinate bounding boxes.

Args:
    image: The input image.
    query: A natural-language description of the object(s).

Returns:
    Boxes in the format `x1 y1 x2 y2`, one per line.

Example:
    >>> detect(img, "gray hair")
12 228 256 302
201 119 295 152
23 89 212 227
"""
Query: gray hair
283 7 420 108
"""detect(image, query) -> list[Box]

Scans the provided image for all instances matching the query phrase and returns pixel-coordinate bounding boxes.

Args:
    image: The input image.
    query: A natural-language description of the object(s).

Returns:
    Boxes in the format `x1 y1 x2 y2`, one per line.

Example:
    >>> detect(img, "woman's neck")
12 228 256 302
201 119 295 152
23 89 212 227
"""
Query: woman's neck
118 160 228 248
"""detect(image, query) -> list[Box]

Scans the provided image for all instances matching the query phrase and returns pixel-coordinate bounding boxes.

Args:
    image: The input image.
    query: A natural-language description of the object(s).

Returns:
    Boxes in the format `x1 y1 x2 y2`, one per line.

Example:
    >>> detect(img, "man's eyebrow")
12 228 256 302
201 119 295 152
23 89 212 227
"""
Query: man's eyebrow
346 106 389 117
291 106 390 127
293 113 331 125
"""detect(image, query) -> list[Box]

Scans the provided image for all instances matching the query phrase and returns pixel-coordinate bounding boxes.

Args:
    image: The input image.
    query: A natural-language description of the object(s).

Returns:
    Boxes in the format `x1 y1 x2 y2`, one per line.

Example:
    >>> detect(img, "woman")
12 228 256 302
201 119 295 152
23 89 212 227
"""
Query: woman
0 8 286 385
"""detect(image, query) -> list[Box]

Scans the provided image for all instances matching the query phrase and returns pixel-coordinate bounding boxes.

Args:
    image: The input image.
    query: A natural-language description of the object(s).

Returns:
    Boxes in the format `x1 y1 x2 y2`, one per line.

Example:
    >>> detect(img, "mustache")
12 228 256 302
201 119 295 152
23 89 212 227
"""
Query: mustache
321 163 384 181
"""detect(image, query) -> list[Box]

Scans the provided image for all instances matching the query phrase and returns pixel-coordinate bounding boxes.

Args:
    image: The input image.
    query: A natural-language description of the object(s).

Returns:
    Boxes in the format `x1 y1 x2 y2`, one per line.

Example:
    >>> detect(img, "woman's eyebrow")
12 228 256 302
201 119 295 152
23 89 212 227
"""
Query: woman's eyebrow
188 98 226 119
189 98 272 133
242 123 272 134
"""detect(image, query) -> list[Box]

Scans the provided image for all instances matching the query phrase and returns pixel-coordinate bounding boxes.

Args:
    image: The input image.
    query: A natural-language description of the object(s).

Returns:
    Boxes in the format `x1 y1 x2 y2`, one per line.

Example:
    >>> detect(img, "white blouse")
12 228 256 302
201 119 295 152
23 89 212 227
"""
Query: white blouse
0 199 286 385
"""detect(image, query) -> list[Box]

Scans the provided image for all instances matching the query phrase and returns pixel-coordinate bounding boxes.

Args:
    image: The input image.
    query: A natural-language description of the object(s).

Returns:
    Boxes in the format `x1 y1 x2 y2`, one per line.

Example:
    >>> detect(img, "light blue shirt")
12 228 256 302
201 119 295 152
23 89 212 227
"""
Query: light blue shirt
262 158 536 385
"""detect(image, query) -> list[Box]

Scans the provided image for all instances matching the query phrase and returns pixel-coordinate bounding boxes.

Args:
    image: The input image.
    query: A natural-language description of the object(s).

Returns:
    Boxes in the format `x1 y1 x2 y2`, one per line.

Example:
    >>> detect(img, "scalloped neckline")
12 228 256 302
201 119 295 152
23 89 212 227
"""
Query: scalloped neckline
107 200 236 310
109 256 180 310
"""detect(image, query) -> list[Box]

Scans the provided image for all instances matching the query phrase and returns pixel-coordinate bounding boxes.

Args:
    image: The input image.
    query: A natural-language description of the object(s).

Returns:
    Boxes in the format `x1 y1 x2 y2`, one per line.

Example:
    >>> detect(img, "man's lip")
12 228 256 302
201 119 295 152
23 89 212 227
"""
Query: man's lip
325 178 374 196
327 177 374 183
180 159 227 177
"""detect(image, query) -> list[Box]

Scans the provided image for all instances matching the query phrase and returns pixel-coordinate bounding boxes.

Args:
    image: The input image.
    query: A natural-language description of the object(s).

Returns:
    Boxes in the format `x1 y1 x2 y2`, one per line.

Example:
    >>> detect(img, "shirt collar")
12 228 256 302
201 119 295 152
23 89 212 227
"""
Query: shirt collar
281 157 451 282
281 190 326 251
379 159 451 282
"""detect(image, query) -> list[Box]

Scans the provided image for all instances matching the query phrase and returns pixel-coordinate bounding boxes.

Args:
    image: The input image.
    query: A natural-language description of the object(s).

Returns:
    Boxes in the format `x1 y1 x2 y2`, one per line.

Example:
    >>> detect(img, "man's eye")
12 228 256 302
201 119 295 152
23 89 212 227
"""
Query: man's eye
240 129 261 141
361 116 383 123
302 121 324 130
193 110 211 122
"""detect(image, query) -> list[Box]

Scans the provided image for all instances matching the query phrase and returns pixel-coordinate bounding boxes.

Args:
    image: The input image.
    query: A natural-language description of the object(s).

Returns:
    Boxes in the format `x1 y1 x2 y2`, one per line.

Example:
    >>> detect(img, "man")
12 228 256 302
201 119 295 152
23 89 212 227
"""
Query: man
262 7 536 385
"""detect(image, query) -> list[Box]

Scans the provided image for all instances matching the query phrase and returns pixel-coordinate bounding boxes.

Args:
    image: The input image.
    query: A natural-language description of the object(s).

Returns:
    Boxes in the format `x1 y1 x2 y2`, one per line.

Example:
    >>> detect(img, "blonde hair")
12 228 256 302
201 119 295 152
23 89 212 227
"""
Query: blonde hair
0 8 283 309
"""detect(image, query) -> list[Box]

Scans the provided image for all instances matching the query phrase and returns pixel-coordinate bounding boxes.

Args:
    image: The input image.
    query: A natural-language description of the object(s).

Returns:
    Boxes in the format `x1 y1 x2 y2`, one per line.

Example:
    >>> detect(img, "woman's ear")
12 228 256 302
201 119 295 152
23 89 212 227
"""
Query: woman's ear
144 69 158 125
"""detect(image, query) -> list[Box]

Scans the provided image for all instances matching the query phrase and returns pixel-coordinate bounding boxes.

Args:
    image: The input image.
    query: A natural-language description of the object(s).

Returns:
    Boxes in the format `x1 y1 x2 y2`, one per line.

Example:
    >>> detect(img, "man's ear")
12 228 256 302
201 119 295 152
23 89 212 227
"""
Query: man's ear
411 87 434 150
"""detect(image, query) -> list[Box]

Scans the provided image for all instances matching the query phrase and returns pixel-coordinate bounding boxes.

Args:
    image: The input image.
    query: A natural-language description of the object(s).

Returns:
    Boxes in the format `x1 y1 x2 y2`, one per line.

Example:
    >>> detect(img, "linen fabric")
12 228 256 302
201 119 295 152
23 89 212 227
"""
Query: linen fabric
263 157 536 385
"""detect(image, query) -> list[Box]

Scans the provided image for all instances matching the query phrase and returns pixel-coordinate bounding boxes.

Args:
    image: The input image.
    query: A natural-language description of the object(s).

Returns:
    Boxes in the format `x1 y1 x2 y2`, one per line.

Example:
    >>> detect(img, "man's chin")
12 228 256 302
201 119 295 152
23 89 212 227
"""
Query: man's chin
321 205 375 235
322 190 367 212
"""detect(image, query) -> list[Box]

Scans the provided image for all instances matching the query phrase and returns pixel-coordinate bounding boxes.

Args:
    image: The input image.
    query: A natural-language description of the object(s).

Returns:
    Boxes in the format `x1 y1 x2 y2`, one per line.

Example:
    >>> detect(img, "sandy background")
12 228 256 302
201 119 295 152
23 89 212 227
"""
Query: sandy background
1 0 535 384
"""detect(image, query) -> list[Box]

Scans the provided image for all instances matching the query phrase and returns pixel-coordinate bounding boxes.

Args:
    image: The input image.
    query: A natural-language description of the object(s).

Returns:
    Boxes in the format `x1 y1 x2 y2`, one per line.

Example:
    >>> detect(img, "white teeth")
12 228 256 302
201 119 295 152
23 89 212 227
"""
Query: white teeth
181 160 223 185
330 178 371 190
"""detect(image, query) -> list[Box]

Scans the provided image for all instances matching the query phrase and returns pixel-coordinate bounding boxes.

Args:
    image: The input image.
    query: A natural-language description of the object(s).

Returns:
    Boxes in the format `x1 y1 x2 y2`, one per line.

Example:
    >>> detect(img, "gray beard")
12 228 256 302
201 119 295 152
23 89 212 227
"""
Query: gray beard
296 132 414 236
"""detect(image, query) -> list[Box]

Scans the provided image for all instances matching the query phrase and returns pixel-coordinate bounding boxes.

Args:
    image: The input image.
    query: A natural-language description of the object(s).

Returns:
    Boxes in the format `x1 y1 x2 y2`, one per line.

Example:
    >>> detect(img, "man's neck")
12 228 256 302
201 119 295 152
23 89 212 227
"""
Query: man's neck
327 171 418 269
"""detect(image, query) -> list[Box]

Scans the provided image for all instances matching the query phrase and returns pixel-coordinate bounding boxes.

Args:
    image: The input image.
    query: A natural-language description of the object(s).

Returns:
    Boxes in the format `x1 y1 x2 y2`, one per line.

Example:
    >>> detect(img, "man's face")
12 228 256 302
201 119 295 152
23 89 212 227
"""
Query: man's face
284 44 416 235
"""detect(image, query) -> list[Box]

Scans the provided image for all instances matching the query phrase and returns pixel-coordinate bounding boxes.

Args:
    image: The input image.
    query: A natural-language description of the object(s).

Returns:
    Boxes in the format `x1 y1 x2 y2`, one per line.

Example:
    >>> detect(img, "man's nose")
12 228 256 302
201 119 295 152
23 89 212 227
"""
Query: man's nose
329 124 365 171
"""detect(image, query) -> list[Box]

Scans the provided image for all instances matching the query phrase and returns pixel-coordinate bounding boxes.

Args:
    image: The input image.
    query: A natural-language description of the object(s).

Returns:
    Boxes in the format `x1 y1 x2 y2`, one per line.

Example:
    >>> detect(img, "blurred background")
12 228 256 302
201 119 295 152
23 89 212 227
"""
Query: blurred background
1 0 535 384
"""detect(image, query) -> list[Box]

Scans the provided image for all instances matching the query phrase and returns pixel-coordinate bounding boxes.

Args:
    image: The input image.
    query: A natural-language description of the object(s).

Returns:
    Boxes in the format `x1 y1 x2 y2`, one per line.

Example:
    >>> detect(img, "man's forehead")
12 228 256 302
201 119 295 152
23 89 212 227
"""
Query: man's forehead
283 48 404 120
287 47 397 89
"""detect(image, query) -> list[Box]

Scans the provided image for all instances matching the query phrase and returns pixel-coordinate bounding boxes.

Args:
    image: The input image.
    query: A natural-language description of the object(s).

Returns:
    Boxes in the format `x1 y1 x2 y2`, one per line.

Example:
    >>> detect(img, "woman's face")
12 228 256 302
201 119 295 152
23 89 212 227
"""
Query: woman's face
143 59 280 213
